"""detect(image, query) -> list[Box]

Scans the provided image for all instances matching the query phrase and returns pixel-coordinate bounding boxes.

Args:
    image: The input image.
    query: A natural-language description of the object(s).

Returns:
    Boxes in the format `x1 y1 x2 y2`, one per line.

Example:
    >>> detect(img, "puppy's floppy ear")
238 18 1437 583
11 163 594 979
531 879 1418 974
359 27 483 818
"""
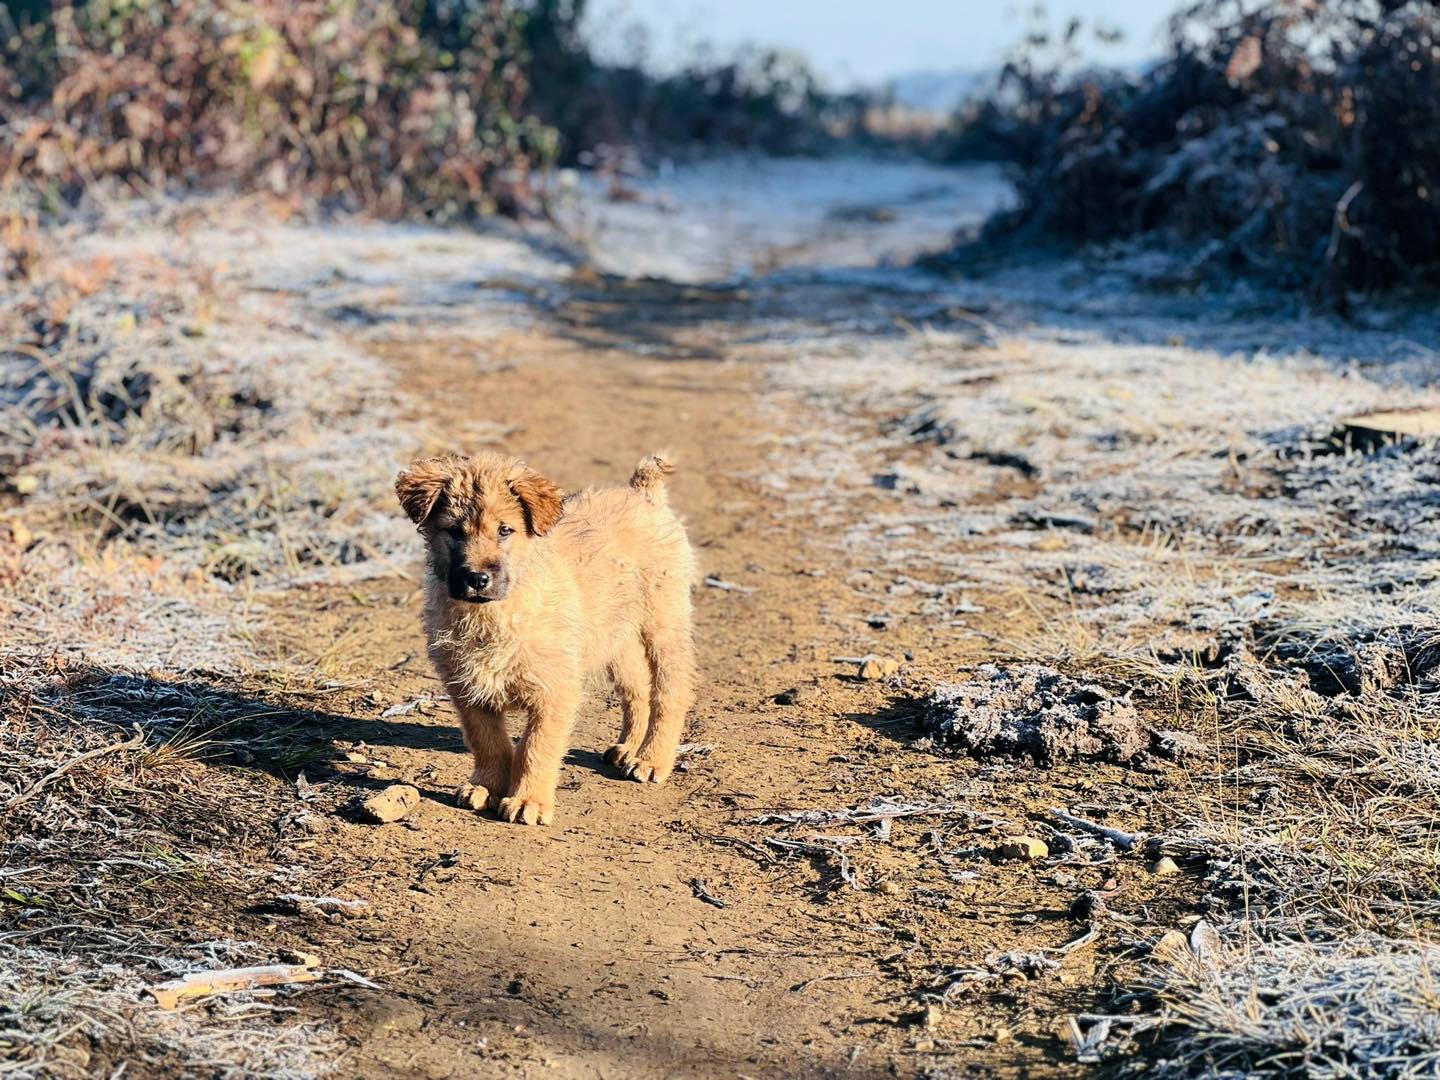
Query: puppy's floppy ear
509 467 564 536
395 456 457 526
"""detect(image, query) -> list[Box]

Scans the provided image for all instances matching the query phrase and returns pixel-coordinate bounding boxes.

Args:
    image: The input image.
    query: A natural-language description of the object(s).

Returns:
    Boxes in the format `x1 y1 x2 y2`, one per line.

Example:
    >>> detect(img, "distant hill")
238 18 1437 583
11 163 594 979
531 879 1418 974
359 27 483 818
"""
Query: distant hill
883 68 997 116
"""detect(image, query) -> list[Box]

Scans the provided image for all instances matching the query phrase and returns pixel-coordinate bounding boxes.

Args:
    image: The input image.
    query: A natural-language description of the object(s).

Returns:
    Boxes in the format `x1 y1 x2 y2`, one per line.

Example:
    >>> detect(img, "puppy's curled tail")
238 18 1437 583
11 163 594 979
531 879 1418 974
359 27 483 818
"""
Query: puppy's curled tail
630 453 674 505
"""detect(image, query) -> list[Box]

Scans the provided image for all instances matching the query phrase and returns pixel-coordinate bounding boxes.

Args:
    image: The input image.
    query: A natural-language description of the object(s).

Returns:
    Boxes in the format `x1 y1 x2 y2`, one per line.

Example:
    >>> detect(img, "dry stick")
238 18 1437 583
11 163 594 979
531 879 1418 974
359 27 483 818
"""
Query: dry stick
148 958 324 1009
766 837 859 889
275 895 371 919
690 878 730 909
6 728 146 810
790 970 882 993
703 576 756 593
749 802 1009 829
1048 808 1147 853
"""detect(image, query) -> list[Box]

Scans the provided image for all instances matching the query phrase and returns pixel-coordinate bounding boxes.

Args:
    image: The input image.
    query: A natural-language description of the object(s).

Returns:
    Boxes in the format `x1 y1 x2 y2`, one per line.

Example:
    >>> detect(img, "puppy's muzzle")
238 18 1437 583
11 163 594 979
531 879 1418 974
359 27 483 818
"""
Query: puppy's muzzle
449 565 507 603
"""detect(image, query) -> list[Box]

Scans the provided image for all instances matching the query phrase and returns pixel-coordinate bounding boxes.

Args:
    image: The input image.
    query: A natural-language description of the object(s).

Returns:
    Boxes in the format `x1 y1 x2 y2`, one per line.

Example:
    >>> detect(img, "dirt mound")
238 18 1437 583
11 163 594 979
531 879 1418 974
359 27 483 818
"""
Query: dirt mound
922 664 1152 766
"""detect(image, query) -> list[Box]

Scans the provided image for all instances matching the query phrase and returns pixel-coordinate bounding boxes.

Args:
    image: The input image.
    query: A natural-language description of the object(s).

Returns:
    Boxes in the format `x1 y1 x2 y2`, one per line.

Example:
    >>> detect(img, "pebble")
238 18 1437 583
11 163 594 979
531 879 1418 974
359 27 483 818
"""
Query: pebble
1148 856 1181 876
996 835 1049 862
360 784 421 823
858 656 901 680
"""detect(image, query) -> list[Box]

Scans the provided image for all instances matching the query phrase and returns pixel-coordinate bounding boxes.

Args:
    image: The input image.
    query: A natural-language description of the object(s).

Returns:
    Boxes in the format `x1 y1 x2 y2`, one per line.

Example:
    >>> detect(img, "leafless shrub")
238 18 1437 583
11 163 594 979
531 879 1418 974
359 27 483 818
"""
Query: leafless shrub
951 0 1440 296
0 0 548 218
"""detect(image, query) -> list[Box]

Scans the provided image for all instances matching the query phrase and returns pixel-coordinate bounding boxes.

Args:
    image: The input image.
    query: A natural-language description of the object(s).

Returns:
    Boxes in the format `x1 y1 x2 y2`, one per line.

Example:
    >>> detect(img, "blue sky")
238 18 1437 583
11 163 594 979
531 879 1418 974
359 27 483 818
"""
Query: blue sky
583 1 1175 86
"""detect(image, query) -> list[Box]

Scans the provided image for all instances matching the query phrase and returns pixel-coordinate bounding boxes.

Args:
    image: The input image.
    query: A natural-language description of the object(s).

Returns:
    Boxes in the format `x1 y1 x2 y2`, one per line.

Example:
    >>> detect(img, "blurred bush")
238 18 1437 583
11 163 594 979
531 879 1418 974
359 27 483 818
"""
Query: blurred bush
950 0 1440 297
0 0 553 217
0 0 871 217
517 0 864 159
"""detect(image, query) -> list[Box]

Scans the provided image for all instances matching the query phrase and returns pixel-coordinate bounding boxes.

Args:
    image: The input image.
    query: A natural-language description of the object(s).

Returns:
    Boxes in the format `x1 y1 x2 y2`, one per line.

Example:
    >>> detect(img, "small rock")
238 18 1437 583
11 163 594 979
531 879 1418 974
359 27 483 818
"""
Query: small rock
991 1027 1011 1044
1077 887 1105 921
1151 729 1212 763
996 836 1049 862
1151 929 1193 967
923 1004 942 1029
292 813 324 834
1148 856 1180 876
12 474 38 495
874 879 902 897
7 521 32 548
361 784 421 824
858 656 901 680
774 685 811 706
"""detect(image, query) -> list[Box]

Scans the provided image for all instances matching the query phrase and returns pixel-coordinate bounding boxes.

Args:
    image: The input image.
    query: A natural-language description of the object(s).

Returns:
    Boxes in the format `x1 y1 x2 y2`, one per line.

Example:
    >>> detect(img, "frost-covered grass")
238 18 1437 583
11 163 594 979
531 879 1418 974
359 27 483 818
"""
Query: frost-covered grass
750 237 1440 1078
0 202 572 1077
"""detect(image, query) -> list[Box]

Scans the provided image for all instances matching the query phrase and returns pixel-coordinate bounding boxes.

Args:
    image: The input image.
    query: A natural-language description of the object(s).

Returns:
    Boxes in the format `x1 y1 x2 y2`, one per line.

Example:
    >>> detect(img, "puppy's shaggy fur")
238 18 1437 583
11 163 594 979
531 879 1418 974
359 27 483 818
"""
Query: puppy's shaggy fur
395 451 697 825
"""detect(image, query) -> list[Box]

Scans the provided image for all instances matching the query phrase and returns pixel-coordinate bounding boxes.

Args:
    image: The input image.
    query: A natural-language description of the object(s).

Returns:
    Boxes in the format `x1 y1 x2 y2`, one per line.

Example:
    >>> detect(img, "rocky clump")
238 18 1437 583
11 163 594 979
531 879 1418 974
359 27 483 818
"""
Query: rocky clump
922 664 1151 767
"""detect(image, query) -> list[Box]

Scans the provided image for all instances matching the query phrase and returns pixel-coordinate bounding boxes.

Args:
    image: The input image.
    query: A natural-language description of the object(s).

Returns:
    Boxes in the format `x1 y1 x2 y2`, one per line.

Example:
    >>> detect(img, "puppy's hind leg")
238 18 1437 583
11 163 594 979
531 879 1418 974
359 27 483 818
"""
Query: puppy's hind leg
604 640 652 772
452 701 513 813
627 611 696 785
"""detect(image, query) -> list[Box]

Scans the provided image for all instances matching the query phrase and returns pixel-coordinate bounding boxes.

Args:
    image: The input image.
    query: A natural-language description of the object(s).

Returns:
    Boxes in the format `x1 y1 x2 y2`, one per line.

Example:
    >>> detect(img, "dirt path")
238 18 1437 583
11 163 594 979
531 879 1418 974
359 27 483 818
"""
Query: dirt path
245 265 1097 1077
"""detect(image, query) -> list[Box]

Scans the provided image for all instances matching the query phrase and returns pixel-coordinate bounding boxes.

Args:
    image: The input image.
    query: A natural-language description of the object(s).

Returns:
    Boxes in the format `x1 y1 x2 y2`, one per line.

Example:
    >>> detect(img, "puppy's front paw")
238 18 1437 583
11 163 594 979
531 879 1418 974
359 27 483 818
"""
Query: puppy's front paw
604 743 641 769
625 756 674 785
498 794 554 826
455 780 501 813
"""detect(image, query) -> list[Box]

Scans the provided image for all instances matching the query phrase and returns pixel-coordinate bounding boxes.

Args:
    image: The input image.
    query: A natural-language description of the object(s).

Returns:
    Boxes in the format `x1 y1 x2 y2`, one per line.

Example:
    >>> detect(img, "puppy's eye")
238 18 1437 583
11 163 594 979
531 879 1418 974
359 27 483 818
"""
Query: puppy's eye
497 524 515 539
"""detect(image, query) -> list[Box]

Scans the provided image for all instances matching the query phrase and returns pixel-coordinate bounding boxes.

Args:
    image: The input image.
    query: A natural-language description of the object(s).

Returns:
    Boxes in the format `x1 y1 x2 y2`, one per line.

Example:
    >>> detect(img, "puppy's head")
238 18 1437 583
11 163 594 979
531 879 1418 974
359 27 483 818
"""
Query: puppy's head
395 452 564 604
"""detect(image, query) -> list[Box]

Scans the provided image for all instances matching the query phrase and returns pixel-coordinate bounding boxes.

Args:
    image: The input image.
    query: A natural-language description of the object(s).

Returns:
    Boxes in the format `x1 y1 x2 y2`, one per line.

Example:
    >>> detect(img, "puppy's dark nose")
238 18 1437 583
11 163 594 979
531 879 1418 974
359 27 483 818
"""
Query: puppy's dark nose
463 569 491 593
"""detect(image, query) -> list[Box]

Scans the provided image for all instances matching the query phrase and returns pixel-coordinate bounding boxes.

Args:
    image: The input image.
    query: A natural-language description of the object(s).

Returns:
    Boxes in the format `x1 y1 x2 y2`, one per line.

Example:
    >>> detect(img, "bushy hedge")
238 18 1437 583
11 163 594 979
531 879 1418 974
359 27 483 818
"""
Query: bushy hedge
954 0 1440 296
0 0 555 217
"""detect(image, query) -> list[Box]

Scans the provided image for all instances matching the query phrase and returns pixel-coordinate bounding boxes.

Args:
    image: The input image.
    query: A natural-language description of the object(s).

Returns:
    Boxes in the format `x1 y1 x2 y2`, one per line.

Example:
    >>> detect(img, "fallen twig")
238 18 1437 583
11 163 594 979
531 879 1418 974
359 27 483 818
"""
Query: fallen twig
790 970 881 993
380 696 432 718
6 728 146 809
1048 809 1147 853
704 576 756 594
275 894 371 919
749 798 1002 829
766 837 860 889
147 956 322 1009
690 878 730 908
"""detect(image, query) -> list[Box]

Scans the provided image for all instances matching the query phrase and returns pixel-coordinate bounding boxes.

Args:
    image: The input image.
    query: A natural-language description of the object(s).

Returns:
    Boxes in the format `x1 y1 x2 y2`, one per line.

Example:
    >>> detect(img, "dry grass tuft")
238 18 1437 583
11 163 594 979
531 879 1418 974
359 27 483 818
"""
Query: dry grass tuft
0 651 342 1077
1 236 417 593
1089 925 1440 1079
0 213 435 1079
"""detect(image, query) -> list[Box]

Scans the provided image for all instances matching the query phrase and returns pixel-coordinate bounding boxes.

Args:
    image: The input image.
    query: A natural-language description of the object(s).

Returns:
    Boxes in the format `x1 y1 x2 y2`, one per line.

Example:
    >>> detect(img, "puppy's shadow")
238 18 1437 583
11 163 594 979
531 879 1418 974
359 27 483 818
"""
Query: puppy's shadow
41 667 464 785
565 745 627 781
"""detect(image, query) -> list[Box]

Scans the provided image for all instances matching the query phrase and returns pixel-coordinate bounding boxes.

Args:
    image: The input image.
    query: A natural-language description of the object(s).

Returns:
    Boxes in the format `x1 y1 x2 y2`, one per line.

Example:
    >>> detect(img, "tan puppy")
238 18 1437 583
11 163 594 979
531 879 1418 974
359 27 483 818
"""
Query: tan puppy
395 452 697 825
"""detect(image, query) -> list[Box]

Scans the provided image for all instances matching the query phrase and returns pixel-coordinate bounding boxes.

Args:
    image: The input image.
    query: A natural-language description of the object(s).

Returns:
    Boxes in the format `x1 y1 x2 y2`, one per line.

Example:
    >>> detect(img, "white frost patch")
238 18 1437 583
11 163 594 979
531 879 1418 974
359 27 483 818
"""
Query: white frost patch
551 157 1013 282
